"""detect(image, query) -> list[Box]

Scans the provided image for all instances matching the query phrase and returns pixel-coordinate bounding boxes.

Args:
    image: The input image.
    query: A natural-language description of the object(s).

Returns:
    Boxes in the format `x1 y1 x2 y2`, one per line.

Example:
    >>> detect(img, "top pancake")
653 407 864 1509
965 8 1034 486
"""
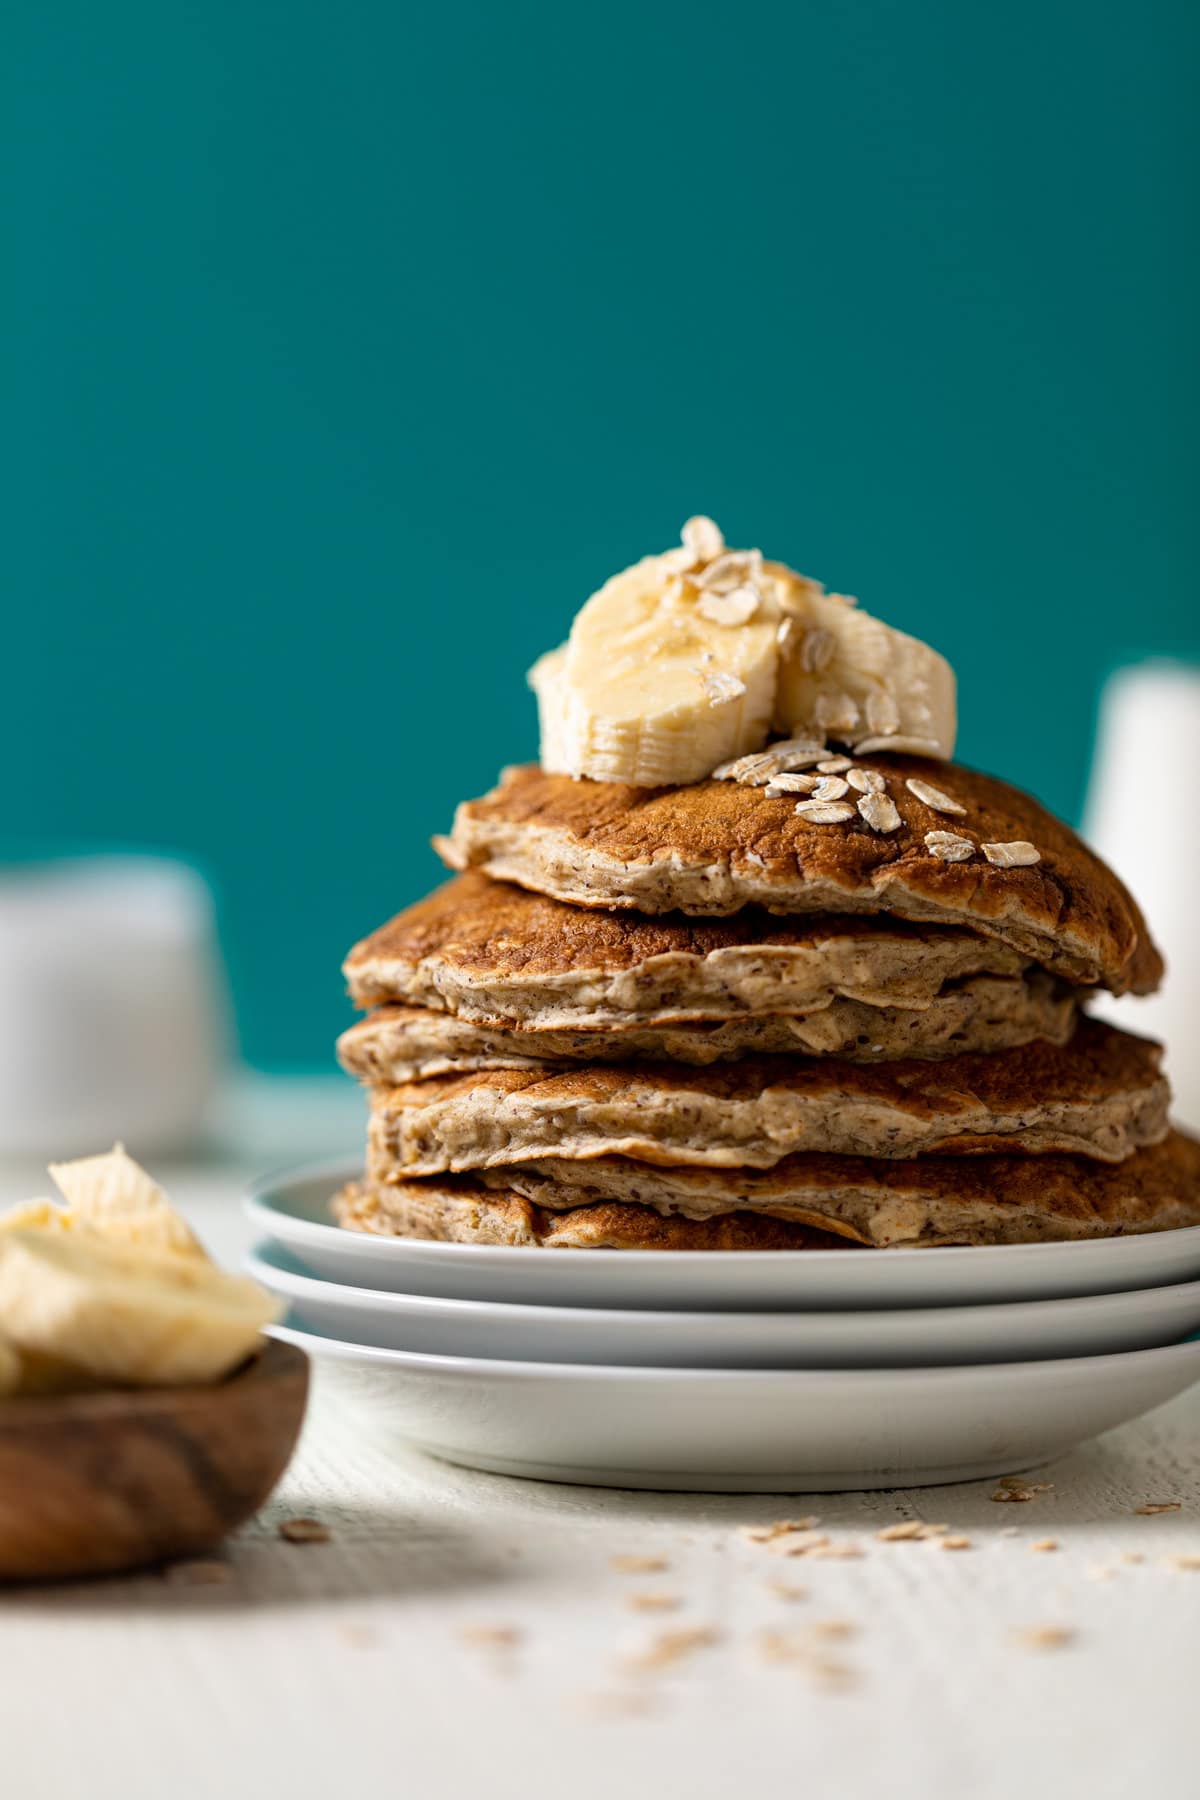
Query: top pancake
435 761 1161 995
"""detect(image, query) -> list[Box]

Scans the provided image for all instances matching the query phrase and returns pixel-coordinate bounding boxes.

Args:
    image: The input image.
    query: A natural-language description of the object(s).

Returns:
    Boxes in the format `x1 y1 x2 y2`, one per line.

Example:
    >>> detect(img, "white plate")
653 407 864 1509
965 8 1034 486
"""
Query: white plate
248 1161 1200 1311
268 1318 1200 1491
248 1241 1200 1369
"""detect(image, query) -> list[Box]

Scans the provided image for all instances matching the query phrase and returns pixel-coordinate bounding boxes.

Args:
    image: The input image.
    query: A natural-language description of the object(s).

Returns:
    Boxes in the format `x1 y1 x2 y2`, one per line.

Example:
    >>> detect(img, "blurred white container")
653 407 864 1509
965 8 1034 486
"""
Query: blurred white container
0 856 231 1157
1083 661 1200 1130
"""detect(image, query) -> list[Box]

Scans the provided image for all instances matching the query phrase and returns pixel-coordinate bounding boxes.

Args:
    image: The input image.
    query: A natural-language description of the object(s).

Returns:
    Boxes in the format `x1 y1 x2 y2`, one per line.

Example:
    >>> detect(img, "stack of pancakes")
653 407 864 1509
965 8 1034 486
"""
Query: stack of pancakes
336 755 1200 1251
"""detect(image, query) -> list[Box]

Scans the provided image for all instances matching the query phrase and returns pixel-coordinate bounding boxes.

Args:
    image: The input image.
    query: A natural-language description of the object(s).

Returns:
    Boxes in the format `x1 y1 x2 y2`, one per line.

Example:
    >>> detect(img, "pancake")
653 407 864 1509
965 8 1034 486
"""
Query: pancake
344 871 1042 1027
434 761 1161 994
339 974 1078 1081
336 1129 1200 1249
364 1019 1169 1175
333 1181 849 1250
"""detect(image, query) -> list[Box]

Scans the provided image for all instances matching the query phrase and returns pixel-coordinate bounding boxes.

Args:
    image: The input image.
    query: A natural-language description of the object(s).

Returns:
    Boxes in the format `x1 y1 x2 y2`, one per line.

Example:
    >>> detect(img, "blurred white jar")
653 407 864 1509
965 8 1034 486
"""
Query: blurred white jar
0 856 231 1157
1083 660 1200 1130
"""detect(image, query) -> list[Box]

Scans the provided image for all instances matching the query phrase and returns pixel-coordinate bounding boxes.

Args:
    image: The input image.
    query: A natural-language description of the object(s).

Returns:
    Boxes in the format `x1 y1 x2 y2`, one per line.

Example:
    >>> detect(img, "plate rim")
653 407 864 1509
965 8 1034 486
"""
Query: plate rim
246 1240 1200 1330
246 1157 1200 1272
267 1316 1200 1384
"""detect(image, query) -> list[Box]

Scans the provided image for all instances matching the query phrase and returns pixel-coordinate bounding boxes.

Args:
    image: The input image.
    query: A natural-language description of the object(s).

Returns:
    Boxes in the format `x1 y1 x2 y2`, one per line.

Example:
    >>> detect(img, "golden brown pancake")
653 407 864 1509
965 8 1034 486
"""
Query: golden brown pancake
343 870 1043 1027
364 1018 1169 1175
333 1181 849 1249
434 762 1161 994
335 1129 1200 1249
339 974 1077 1080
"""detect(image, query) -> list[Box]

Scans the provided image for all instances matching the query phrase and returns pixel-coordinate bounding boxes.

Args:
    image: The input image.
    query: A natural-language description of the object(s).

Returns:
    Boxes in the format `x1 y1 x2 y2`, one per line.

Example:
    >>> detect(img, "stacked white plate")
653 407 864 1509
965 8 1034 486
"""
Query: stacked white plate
247 1160 1200 1493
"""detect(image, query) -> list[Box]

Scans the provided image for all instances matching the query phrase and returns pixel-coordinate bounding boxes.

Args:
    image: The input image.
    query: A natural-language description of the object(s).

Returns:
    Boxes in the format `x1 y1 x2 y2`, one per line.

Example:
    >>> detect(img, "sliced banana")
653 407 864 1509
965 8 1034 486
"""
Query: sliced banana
0 1230 279 1389
48 1144 207 1260
772 582 956 760
531 520 956 785
531 553 779 787
0 1199 72 1235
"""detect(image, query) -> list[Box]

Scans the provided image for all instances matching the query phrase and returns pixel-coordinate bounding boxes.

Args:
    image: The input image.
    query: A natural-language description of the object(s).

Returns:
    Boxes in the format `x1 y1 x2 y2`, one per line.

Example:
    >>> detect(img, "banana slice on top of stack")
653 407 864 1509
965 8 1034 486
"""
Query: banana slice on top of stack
0 1145 278 1396
530 516 957 786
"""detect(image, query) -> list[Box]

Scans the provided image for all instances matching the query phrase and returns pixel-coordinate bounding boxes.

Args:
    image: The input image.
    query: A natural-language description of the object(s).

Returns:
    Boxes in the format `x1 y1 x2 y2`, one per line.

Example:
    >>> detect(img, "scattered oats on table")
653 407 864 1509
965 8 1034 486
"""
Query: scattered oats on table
1031 1539 1060 1554
1135 1501 1182 1516
625 1591 680 1613
164 1559 232 1586
1013 1626 1076 1651
611 1553 669 1574
278 1517 330 1544
459 1624 522 1649
991 1478 1053 1504
739 1517 821 1544
875 1520 947 1542
623 1627 720 1672
766 1530 831 1558
939 1535 973 1551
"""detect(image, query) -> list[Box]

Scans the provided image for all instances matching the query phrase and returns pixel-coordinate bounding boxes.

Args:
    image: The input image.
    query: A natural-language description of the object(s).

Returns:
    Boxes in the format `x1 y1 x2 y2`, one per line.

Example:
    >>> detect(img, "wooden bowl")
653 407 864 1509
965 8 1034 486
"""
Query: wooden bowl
0 1339 309 1581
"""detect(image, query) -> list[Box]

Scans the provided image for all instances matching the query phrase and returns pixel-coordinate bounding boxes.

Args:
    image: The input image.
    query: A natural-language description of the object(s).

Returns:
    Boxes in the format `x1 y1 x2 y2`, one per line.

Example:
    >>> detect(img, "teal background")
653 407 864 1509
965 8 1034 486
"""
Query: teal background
4 2 1196 1070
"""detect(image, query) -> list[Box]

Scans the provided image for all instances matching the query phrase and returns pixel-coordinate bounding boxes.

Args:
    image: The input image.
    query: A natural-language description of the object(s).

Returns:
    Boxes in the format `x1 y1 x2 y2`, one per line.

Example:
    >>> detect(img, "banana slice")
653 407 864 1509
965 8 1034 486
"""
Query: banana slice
531 552 779 786
48 1144 207 1260
0 1199 72 1236
772 580 957 758
0 1230 279 1388
531 521 956 785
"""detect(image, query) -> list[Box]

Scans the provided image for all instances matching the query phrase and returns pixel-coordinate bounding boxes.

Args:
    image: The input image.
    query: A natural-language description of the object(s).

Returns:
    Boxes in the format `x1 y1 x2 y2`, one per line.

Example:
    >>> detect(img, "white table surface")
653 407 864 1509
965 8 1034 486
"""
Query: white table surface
1 1077 1198 1800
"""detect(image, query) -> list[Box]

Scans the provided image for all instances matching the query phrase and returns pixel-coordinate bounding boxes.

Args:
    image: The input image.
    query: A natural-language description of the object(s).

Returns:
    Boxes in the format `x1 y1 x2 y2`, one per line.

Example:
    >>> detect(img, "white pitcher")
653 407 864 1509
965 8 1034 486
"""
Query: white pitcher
1082 660 1200 1130
0 855 231 1157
